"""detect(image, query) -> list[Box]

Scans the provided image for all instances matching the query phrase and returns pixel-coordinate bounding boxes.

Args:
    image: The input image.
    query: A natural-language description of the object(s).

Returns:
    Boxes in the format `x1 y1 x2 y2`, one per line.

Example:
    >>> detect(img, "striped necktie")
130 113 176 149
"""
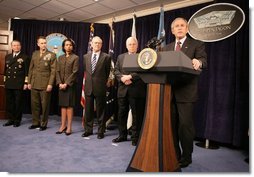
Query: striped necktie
91 54 97 73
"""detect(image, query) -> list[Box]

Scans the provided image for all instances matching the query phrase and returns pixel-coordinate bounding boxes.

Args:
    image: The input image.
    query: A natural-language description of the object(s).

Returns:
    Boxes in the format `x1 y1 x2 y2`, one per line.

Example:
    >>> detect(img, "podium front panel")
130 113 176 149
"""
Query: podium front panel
122 51 200 75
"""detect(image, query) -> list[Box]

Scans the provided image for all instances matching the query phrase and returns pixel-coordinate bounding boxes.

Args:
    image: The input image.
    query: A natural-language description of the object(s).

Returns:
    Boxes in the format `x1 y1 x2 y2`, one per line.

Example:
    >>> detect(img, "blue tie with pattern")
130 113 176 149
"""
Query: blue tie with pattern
91 54 97 73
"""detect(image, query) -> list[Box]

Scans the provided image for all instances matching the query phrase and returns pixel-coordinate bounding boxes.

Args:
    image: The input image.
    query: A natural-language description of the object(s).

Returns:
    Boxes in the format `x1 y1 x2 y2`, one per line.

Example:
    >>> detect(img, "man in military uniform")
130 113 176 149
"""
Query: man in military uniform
3 40 29 127
27 36 56 131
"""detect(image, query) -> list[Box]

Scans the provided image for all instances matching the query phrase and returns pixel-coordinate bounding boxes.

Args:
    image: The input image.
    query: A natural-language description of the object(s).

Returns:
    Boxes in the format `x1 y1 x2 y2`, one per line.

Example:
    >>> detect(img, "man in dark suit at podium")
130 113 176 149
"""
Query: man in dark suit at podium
163 17 207 168
112 37 146 146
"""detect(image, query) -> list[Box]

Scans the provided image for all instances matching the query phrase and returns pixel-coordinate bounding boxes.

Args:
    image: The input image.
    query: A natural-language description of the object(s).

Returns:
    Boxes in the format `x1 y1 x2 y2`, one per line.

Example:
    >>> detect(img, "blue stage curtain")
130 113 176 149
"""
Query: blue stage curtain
10 0 248 147
11 19 110 117
113 0 248 147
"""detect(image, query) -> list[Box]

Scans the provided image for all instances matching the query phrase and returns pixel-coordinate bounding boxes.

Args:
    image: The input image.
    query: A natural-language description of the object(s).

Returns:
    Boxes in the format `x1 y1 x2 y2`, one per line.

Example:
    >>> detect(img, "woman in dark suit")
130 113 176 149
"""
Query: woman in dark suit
56 38 79 135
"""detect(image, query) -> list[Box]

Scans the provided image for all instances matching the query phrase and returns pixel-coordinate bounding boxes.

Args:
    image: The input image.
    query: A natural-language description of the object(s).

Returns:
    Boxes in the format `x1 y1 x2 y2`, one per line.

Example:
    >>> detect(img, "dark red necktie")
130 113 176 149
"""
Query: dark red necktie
175 41 181 51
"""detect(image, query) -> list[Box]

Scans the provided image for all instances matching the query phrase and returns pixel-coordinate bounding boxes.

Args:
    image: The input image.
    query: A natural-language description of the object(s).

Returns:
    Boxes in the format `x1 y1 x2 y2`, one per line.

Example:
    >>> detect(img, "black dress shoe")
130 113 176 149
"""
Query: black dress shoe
39 126 47 131
13 123 21 127
28 125 40 129
97 133 104 139
112 136 127 143
56 127 67 134
65 132 72 136
81 132 93 137
132 141 137 146
3 121 14 127
179 159 192 168
127 128 132 136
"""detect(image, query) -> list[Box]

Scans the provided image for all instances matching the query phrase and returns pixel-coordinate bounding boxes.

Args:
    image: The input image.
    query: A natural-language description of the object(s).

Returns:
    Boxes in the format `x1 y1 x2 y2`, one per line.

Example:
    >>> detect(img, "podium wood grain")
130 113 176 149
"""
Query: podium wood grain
127 84 179 172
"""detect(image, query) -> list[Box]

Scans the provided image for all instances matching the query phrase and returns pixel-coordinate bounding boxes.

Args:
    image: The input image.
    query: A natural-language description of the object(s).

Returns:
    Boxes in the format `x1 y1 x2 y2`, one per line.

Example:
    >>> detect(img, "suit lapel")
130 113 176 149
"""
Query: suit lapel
16 53 21 59
87 53 92 74
169 43 175 51
181 38 190 54
8 56 16 66
93 52 104 73
38 51 45 62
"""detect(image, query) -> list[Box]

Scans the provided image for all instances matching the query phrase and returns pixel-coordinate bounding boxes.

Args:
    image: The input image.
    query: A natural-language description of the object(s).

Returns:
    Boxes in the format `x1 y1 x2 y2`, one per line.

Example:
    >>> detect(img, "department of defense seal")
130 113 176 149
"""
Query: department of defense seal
188 3 245 42
138 48 157 70
46 33 67 58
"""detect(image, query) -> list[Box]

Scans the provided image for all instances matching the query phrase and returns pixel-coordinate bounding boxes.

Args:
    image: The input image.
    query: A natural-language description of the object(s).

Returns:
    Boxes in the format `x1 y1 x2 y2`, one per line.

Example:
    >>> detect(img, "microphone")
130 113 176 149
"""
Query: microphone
155 36 165 46
146 37 157 48
146 36 165 49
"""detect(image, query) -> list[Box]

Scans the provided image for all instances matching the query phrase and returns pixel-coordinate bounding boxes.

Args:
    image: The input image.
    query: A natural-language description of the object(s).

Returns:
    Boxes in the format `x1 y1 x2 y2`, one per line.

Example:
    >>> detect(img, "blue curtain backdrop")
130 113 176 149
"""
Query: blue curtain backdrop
112 0 248 147
11 19 110 117
11 0 248 147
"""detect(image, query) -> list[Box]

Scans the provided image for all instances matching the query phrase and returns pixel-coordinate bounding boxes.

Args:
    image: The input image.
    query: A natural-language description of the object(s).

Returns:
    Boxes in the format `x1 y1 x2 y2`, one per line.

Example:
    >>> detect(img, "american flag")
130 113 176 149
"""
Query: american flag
127 14 137 130
81 23 94 128
108 21 115 84
108 21 114 58
131 13 136 38
105 21 116 127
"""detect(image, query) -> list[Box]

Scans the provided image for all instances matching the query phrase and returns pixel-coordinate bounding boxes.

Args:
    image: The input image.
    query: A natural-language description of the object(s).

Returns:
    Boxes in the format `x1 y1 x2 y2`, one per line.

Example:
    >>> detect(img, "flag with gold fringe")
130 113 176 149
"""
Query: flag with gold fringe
131 13 136 38
127 13 137 130
81 23 94 128
157 6 166 49
105 20 116 127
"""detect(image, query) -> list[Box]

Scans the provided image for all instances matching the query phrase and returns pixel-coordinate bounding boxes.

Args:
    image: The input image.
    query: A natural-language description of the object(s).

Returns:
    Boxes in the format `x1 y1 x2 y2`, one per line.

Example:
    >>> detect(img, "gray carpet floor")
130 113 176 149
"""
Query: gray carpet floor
0 114 249 173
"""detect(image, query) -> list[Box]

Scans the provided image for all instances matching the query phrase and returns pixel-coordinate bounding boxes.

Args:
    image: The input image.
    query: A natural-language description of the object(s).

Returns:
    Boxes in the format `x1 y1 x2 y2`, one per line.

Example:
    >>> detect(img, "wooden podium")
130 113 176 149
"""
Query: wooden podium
123 51 200 172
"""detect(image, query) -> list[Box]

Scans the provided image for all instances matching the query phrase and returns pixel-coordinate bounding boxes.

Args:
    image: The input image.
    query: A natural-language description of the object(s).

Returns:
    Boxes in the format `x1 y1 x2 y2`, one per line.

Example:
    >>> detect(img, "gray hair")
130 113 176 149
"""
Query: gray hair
92 36 103 43
171 17 188 29
126 36 138 46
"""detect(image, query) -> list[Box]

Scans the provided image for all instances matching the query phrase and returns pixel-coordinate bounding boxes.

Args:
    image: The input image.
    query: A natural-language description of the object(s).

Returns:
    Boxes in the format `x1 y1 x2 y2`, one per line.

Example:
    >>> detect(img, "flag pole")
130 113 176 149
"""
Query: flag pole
81 23 94 128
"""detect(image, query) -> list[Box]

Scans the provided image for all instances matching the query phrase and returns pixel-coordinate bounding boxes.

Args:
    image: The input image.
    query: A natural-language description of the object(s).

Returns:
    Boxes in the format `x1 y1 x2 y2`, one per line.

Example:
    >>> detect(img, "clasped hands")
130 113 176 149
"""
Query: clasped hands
121 75 132 85
59 83 67 90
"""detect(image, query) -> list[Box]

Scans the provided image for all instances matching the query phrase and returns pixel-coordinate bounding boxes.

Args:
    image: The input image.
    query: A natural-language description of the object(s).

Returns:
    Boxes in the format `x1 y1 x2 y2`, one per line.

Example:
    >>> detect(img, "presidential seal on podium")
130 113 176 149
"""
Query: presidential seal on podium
137 48 157 69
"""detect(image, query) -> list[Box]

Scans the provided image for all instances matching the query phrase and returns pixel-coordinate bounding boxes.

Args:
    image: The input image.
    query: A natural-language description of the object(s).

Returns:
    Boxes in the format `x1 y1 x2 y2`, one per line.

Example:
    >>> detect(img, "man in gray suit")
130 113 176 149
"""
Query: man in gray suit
163 17 207 168
112 37 146 146
82 36 111 139
28 36 56 131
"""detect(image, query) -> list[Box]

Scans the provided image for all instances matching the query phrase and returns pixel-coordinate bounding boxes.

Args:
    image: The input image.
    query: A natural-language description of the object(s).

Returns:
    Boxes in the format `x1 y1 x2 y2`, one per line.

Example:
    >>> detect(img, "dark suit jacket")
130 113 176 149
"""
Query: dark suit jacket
4 52 30 89
115 53 146 98
83 52 111 97
28 50 56 90
163 37 207 102
56 53 79 86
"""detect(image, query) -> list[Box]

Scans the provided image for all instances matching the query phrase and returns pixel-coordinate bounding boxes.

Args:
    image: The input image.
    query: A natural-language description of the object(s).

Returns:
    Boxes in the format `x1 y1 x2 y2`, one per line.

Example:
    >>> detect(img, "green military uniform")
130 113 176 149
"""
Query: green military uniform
28 50 56 128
